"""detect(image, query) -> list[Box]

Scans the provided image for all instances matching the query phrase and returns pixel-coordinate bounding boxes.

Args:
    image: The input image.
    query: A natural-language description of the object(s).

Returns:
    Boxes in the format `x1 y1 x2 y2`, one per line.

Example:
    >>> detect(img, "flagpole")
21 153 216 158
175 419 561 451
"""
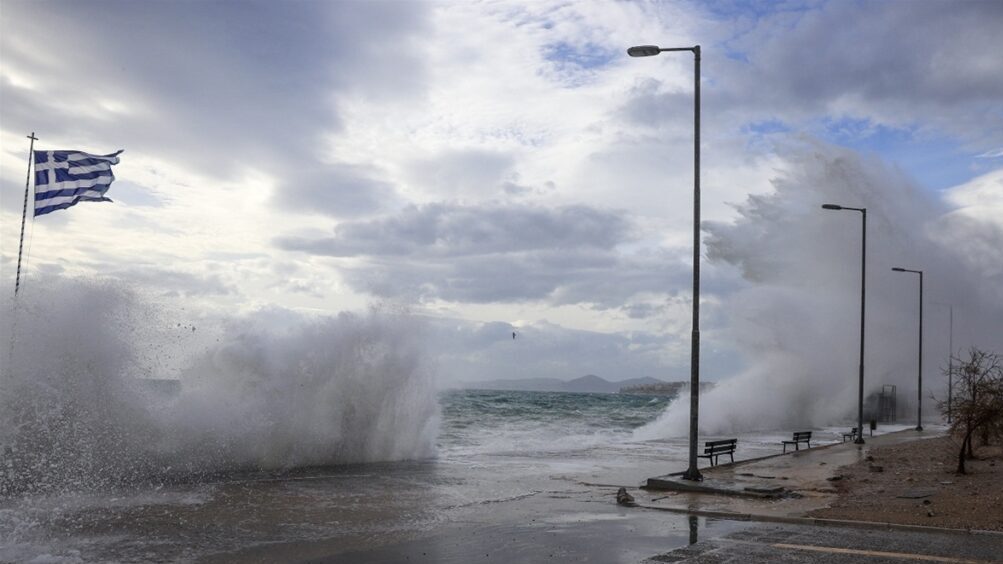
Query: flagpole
14 133 37 297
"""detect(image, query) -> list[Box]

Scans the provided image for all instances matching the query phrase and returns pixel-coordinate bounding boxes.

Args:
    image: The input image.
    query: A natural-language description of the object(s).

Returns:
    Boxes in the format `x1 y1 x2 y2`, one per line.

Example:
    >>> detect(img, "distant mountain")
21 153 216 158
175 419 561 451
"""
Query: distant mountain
458 374 670 394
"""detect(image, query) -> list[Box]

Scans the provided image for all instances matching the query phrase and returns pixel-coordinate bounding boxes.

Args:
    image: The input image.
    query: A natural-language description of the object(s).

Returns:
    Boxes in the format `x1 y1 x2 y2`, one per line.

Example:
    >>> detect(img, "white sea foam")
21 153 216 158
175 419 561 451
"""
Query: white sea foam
0 277 439 494
635 143 1003 439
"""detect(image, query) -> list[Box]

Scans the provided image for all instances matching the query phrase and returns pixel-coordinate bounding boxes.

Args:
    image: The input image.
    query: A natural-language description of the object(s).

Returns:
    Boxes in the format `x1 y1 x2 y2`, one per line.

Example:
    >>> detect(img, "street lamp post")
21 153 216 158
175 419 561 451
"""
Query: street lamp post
821 204 866 444
892 267 924 431
628 44 703 481
948 305 953 424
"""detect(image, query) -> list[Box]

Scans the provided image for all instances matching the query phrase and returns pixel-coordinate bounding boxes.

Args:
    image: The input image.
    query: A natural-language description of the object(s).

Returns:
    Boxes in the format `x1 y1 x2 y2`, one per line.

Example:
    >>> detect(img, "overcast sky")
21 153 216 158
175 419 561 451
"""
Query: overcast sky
2 0 1001 386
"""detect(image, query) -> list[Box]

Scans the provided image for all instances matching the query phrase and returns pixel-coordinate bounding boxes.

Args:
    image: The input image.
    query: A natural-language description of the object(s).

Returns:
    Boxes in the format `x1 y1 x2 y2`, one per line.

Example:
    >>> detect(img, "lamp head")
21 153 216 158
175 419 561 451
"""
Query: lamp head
892 267 906 272
627 45 661 57
821 204 843 210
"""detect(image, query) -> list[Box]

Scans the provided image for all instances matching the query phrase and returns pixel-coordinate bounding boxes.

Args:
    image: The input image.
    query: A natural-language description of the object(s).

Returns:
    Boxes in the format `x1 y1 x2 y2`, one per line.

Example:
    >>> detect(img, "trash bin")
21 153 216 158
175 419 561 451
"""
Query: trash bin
869 419 877 436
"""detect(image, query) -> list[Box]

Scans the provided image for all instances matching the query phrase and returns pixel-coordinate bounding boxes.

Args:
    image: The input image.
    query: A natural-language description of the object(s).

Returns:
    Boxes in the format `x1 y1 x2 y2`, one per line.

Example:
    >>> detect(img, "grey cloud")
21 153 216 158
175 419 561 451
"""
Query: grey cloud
275 202 706 306
1 1 429 214
277 203 631 258
427 315 742 386
617 78 696 134
619 2 1003 148
716 1 1003 144
427 317 680 384
405 149 515 198
107 267 235 297
278 164 399 218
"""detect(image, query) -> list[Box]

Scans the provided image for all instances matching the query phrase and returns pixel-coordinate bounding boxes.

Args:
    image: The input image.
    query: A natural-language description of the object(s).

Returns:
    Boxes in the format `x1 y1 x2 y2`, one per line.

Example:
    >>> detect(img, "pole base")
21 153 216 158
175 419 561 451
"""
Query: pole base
681 468 704 482
916 425 923 431
853 437 866 445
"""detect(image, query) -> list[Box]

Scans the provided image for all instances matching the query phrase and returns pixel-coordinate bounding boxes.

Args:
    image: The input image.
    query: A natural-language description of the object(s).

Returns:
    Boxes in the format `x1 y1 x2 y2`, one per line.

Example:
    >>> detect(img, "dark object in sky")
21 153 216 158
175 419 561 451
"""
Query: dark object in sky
512 332 516 340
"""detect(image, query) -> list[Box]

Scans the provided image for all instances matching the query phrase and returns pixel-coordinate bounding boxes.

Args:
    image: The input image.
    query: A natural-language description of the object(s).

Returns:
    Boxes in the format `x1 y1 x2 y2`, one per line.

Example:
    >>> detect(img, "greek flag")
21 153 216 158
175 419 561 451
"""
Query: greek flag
33 149 123 217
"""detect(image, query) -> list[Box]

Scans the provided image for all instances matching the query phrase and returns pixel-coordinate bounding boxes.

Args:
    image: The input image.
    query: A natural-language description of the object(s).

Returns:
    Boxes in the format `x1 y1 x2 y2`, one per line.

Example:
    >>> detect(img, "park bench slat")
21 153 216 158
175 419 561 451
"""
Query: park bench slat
697 438 737 467
781 431 812 453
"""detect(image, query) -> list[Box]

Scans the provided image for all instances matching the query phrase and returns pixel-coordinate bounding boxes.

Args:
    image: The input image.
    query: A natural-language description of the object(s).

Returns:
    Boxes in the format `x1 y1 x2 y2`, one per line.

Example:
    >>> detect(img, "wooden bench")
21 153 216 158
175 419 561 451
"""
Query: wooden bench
697 438 737 467
842 428 858 442
782 431 812 453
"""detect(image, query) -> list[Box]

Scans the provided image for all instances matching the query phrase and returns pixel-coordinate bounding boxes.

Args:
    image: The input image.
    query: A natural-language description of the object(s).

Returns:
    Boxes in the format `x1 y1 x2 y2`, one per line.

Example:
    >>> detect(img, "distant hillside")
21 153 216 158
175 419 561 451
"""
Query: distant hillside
458 375 669 394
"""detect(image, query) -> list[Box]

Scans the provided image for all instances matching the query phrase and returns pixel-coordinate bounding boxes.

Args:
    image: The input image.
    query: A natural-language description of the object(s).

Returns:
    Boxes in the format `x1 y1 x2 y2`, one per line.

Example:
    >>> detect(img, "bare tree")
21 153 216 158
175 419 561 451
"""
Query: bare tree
939 348 1003 474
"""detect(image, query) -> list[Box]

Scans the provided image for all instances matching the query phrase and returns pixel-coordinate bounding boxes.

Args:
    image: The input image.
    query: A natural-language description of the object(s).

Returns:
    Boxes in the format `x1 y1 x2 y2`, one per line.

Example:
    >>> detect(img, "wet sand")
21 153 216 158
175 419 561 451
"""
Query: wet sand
809 434 1003 531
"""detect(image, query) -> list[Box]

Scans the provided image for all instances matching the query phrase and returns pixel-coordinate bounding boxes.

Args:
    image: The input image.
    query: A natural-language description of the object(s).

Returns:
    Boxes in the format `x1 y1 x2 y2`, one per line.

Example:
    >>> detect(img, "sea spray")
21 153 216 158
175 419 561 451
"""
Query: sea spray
635 142 1003 439
1 276 439 495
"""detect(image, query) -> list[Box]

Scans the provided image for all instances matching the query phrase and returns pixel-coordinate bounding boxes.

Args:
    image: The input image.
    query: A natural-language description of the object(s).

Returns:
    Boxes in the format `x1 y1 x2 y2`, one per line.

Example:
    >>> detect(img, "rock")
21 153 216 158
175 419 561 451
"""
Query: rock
616 487 636 507
865 455 874 462
826 475 844 482
869 465 884 473
939 481 954 485
923 499 932 505
819 462 827 466
927 509 935 517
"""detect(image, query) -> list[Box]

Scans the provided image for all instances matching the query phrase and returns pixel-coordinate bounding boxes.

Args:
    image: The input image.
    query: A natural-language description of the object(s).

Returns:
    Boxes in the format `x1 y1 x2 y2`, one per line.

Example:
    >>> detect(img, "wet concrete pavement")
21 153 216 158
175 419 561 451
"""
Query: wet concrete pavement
644 520 1003 563
221 427 1003 563
639 428 951 519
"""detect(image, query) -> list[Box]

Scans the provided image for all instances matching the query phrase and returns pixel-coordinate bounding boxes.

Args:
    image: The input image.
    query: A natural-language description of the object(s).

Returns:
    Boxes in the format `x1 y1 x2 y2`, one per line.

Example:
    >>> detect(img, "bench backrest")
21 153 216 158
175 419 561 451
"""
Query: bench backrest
793 431 812 440
704 444 735 455
705 438 737 448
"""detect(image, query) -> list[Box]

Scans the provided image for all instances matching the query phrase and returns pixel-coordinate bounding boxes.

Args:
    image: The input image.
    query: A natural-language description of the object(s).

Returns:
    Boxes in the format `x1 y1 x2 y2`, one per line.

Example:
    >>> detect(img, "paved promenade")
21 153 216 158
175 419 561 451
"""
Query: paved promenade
640 428 948 520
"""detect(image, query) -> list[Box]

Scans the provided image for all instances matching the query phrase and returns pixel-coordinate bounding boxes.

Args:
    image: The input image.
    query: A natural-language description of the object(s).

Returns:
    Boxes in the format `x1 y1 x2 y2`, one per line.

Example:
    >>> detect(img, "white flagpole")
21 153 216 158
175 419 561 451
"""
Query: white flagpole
14 132 37 297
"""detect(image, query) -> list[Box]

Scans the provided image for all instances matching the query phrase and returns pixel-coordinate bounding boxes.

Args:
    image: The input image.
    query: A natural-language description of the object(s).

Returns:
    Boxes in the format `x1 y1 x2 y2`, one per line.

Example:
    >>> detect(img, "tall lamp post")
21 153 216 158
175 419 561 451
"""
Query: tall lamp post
821 204 866 444
892 267 924 431
628 44 703 480
948 304 953 424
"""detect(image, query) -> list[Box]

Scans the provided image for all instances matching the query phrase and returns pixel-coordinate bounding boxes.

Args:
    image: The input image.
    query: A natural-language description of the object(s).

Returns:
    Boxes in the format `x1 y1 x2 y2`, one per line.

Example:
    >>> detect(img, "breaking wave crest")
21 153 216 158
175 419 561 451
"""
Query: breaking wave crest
0 277 439 495
635 143 1003 439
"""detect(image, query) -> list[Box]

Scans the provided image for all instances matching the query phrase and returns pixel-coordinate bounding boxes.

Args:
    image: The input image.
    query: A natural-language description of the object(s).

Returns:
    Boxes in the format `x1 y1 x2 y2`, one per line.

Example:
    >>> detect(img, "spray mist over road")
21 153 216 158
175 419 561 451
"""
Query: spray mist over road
636 143 1003 438
0 279 439 494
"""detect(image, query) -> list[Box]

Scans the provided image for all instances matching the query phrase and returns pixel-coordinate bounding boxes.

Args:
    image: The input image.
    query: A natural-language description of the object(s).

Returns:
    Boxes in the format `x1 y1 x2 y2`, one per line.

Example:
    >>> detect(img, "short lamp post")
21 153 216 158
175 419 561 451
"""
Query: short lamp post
822 204 866 444
892 267 924 431
628 43 703 480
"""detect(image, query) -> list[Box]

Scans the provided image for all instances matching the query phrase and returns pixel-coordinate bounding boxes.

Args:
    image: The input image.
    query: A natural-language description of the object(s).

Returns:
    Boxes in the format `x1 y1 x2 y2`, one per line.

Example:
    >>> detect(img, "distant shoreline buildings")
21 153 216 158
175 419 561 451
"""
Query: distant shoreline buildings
618 381 716 397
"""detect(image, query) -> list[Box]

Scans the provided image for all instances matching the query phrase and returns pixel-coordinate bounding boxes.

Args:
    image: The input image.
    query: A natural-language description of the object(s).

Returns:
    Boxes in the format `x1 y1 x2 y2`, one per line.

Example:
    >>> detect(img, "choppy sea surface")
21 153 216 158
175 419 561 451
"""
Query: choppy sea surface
439 389 674 457
1 388 876 563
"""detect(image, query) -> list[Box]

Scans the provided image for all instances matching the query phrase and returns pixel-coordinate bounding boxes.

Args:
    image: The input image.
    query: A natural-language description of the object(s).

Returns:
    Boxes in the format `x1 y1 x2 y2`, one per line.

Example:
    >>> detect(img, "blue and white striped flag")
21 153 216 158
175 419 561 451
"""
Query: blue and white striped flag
33 149 123 217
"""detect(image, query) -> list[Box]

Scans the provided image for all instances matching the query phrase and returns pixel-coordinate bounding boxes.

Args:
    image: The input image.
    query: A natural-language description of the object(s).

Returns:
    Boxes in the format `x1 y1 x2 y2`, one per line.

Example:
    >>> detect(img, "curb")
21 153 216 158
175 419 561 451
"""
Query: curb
635 504 1003 537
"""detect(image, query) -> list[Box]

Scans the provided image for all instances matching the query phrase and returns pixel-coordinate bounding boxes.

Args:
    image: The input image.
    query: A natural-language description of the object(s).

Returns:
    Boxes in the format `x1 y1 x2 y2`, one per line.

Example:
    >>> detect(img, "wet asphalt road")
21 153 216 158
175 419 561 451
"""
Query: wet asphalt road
226 506 1003 564
645 520 1003 564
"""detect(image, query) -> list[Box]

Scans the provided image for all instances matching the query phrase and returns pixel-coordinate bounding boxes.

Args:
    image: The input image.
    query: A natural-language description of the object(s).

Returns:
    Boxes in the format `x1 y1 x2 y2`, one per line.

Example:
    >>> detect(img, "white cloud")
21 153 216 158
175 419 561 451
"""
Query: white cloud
2 0 1000 393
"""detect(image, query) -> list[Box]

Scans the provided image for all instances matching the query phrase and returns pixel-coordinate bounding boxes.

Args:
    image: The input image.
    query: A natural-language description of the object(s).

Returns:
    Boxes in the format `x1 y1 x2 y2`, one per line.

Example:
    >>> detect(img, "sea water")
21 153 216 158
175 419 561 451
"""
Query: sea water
0 279 888 562
1 386 877 562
